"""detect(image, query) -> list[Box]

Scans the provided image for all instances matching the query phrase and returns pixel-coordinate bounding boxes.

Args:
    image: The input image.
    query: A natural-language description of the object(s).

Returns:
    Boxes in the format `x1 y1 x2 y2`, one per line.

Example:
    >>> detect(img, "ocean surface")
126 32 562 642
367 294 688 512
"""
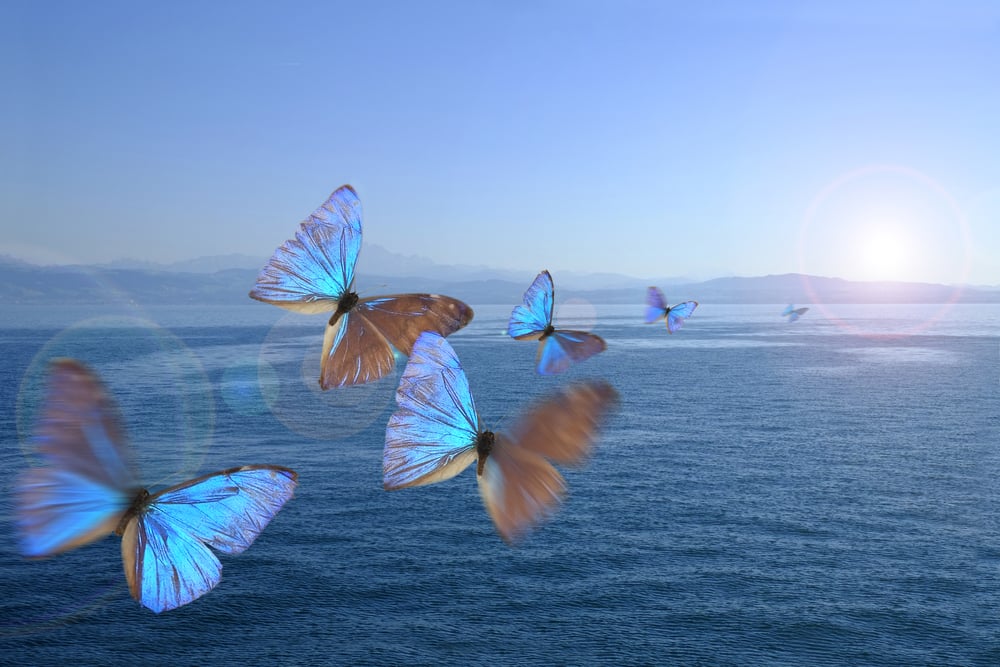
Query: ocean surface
0 302 998 666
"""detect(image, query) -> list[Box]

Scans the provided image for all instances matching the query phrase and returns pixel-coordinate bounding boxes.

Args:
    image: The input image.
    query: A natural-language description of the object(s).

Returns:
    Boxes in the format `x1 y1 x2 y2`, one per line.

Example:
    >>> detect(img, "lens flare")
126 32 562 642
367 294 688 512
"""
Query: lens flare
798 164 972 337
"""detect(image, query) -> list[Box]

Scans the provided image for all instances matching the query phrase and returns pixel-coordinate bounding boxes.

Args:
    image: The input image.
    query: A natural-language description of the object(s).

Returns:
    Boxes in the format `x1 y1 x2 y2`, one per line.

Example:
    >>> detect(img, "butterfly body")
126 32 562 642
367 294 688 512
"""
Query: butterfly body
474 430 495 476
251 185 473 388
331 290 360 324
383 332 618 544
16 360 298 613
508 270 606 374
645 286 698 333
114 487 151 536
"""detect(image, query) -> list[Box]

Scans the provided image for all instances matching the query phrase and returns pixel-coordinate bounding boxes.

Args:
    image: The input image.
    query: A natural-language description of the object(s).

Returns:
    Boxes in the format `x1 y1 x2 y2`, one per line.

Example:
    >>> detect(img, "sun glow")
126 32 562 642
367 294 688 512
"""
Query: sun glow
858 224 911 281
799 165 972 287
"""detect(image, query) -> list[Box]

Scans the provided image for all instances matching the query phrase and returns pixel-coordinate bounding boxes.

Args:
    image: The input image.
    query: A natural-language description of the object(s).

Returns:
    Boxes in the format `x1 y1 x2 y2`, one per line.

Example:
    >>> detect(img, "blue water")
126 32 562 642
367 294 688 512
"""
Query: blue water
1 303 998 666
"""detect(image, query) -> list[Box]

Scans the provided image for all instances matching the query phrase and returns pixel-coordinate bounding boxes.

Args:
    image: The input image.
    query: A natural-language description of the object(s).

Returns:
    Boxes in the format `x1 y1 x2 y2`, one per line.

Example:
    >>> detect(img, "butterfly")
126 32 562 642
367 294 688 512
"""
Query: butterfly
250 184 474 389
781 304 809 322
507 270 607 374
644 286 698 333
383 331 619 544
15 359 298 614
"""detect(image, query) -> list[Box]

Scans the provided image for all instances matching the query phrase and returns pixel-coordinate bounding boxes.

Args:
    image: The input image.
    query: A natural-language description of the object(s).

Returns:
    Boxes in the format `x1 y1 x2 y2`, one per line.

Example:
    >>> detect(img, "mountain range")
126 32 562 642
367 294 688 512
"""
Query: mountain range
2 247 998 306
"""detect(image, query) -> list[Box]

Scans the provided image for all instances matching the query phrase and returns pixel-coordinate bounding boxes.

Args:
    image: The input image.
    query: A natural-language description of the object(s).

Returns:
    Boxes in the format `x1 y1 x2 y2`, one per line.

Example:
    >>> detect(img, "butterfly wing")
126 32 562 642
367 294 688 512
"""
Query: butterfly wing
383 332 480 490
508 270 554 339
665 301 698 333
477 381 619 544
536 330 607 375
120 513 220 615
120 465 298 613
249 205 360 314
16 360 136 557
318 294 474 388
644 286 668 323
318 309 395 388
18 467 130 558
781 304 795 316
357 294 474 356
304 184 362 235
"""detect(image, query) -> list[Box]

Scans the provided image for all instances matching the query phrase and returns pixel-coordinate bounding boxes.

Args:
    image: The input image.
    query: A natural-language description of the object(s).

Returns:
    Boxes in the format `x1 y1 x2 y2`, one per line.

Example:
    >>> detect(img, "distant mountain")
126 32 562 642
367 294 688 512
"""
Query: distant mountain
353 245 678 290
1 254 998 306
97 253 266 273
89 246 679 290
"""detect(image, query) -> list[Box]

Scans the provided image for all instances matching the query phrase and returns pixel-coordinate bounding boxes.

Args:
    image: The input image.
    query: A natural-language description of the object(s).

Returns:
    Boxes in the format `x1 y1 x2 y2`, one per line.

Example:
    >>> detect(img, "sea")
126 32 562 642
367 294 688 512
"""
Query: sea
0 301 997 666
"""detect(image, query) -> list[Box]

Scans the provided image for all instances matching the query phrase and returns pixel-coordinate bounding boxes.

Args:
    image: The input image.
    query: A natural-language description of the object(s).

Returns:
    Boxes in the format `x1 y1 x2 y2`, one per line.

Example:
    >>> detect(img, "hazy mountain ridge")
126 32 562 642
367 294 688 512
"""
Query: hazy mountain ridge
2 253 998 306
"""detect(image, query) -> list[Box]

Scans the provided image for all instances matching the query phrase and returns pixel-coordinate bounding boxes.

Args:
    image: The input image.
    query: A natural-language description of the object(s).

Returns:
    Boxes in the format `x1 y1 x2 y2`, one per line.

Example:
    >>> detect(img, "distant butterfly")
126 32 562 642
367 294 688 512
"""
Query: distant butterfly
781 304 809 322
644 286 698 333
16 359 298 613
250 184 474 389
383 332 619 544
507 270 607 374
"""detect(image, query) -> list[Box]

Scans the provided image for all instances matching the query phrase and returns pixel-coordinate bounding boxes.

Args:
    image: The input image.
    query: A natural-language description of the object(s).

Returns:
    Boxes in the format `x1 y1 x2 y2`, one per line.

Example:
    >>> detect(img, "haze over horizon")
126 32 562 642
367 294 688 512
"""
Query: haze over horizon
4 2 999 285
4 244 999 297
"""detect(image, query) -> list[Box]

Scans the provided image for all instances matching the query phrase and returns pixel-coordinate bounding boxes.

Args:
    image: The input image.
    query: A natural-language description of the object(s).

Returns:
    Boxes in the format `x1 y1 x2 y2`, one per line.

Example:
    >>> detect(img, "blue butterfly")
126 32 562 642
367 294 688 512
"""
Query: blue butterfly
250 184 474 389
16 360 298 613
781 304 809 322
645 286 698 333
383 332 618 544
508 270 607 374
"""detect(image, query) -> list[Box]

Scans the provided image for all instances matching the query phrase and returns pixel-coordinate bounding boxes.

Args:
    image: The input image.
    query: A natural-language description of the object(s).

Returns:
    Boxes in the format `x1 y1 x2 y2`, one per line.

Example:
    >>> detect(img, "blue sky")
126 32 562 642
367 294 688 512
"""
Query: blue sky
3 1 999 284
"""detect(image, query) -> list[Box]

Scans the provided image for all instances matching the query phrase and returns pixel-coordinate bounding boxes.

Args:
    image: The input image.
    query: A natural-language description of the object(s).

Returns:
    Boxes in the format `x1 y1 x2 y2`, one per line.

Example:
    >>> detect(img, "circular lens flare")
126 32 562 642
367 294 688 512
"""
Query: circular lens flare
13 314 214 627
258 311 398 441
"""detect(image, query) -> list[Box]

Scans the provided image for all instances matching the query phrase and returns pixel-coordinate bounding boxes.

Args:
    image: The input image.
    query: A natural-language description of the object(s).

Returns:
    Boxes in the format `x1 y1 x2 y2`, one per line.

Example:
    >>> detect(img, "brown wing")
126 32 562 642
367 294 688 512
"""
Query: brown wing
476 380 619 544
317 294 473 389
477 438 567 545
319 310 397 389
32 359 135 488
355 294 474 356
508 380 619 464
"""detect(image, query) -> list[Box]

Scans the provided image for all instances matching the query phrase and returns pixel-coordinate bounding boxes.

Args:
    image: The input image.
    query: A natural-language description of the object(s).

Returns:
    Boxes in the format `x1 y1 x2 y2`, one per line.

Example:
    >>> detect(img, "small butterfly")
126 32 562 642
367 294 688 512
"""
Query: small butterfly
507 270 607 374
383 332 618 544
250 184 474 388
645 286 698 333
781 304 809 322
16 359 298 613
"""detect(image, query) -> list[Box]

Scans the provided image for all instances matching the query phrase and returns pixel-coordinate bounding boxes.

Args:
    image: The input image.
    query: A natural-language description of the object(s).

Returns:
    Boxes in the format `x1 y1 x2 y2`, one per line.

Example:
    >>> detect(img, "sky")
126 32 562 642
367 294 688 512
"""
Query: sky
3 0 999 285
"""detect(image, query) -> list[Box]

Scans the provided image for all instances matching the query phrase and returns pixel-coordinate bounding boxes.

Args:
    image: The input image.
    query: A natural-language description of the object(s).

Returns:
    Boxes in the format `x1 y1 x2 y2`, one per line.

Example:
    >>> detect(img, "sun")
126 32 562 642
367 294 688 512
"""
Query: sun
857 224 911 281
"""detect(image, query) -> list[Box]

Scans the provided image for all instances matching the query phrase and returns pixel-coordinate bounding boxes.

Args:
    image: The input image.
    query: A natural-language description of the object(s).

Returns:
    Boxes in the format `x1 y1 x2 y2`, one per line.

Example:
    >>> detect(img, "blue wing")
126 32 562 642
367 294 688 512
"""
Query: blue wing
383 332 480 490
16 360 136 557
781 304 795 316
249 191 361 313
644 286 668 323
120 465 298 613
536 330 607 375
508 270 554 339
304 184 362 235
666 301 698 333
18 468 130 557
